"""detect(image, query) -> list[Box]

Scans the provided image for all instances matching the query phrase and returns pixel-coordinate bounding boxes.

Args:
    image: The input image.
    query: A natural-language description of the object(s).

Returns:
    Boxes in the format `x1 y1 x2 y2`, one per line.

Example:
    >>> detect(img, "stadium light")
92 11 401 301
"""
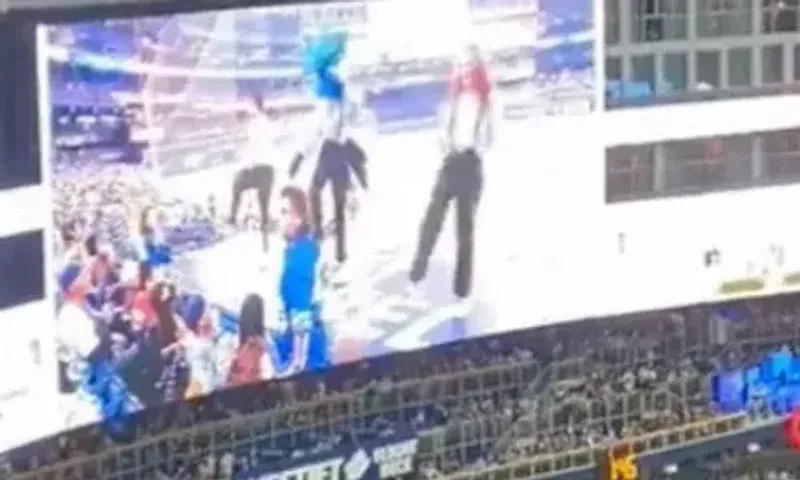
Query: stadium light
746 442 761 453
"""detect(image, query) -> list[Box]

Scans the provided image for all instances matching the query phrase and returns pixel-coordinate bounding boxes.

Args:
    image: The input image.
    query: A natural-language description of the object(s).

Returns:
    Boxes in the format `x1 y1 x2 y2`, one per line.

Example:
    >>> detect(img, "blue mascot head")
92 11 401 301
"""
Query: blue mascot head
302 30 347 103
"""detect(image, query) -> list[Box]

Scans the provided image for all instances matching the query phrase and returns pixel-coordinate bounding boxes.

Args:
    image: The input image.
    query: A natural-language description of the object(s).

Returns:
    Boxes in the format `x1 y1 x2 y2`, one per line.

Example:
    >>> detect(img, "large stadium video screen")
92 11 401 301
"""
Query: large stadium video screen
34 0 595 442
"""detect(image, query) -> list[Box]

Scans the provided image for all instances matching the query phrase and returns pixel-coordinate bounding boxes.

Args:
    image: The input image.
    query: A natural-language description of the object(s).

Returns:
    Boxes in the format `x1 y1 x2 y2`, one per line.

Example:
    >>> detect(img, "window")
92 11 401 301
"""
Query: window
631 0 689 42
631 54 657 93
605 145 656 202
605 56 625 108
0 230 45 309
606 0 621 45
795 44 800 81
721 134 756 181
761 44 785 84
662 52 689 93
762 0 799 33
662 136 752 192
727 48 753 87
663 139 714 191
696 0 752 37
606 56 623 82
695 50 722 88
607 130 800 201
0 21 42 189
762 128 800 180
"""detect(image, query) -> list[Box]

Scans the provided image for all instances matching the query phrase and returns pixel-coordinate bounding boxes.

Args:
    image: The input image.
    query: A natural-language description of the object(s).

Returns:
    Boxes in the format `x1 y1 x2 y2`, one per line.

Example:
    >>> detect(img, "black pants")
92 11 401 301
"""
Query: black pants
410 149 482 298
310 140 352 263
230 164 275 250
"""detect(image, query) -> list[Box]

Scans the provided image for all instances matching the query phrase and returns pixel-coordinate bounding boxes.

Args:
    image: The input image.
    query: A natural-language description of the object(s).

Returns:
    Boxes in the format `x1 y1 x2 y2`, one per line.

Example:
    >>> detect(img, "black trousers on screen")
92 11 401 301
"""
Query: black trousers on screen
288 138 367 264
410 149 483 298
309 139 354 264
230 164 275 251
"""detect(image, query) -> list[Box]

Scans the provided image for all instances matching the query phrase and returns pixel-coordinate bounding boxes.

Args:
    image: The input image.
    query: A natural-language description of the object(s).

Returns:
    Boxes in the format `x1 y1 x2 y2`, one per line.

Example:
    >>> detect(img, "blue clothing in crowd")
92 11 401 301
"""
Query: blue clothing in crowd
144 240 172 267
81 353 135 436
133 234 172 268
273 229 330 372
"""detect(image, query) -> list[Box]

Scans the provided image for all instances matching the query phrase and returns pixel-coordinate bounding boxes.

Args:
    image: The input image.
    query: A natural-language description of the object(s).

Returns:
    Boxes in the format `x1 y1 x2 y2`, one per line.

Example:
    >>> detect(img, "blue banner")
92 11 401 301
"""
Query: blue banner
239 430 419 480
711 346 800 415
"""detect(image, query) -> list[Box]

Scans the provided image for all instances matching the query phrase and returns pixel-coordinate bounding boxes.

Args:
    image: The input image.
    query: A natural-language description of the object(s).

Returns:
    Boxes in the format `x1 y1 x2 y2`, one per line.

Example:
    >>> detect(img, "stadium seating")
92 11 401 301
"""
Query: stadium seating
4 293 800 479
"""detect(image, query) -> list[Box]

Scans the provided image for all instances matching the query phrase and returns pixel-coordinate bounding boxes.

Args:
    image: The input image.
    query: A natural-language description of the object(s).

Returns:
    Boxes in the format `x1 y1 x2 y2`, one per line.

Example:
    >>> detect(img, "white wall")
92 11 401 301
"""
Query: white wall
0 301 60 453
584 94 800 319
603 94 800 145
0 186 49 238
493 98 800 323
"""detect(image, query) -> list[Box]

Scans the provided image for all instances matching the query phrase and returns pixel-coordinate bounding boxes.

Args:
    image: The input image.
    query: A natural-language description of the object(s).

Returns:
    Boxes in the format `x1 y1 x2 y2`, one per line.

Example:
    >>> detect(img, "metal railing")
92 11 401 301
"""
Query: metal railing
442 414 753 480
9 358 540 480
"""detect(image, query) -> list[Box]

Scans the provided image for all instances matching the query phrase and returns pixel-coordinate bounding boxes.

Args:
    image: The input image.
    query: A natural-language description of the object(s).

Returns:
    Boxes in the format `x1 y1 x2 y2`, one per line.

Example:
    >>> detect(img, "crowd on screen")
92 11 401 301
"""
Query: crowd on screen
4 293 800 478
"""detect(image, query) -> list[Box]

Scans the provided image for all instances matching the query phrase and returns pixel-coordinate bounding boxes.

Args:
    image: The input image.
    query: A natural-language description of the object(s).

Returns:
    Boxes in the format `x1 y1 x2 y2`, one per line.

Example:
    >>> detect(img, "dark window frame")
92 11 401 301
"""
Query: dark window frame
0 229 45 309
606 128 800 203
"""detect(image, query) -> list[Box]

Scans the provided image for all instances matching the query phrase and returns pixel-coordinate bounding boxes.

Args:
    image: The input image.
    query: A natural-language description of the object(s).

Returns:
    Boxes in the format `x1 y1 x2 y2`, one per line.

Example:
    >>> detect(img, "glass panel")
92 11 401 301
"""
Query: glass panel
762 0 800 33
631 0 689 42
663 0 690 39
605 145 656 201
0 22 42 188
721 135 755 182
794 44 800 81
761 44 785 84
606 0 622 44
606 56 623 82
631 54 657 94
605 56 624 107
662 52 689 93
0 230 45 309
662 137 750 191
762 128 800 179
727 47 753 87
696 0 752 37
695 50 722 88
607 130 800 200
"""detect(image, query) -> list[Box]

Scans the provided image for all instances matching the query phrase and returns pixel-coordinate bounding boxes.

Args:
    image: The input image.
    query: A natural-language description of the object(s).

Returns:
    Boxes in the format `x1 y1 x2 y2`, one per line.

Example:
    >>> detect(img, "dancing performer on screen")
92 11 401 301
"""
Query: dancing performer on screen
288 30 368 275
408 44 493 312
228 95 279 253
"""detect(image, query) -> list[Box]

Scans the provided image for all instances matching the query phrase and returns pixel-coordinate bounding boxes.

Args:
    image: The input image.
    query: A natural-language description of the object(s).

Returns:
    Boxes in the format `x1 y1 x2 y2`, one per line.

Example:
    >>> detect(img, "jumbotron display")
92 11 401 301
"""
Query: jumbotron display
32 0 594 445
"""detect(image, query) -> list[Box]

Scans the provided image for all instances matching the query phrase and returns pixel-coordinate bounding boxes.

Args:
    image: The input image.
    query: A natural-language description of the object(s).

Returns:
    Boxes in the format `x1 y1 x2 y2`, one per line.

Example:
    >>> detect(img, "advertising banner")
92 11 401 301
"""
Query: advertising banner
242 430 419 480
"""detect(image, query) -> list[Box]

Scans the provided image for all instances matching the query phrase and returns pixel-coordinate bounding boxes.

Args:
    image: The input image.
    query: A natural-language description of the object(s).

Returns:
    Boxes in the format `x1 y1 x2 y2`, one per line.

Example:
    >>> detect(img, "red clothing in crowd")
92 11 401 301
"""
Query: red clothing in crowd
227 339 265 387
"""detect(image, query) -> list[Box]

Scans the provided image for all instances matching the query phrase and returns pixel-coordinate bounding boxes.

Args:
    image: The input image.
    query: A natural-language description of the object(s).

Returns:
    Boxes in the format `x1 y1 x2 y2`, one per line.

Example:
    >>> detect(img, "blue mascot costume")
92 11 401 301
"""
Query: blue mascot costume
302 31 348 99
302 30 348 133
292 31 368 266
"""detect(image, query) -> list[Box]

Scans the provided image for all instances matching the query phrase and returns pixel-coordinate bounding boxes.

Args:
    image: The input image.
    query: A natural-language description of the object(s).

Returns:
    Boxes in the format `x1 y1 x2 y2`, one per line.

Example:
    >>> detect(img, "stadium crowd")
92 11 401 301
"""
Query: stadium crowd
5 291 800 479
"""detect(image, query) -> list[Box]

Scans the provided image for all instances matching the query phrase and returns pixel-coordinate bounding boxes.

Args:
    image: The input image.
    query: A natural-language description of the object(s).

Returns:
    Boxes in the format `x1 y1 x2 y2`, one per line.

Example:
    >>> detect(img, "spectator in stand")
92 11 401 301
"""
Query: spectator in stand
227 293 272 387
131 205 172 271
